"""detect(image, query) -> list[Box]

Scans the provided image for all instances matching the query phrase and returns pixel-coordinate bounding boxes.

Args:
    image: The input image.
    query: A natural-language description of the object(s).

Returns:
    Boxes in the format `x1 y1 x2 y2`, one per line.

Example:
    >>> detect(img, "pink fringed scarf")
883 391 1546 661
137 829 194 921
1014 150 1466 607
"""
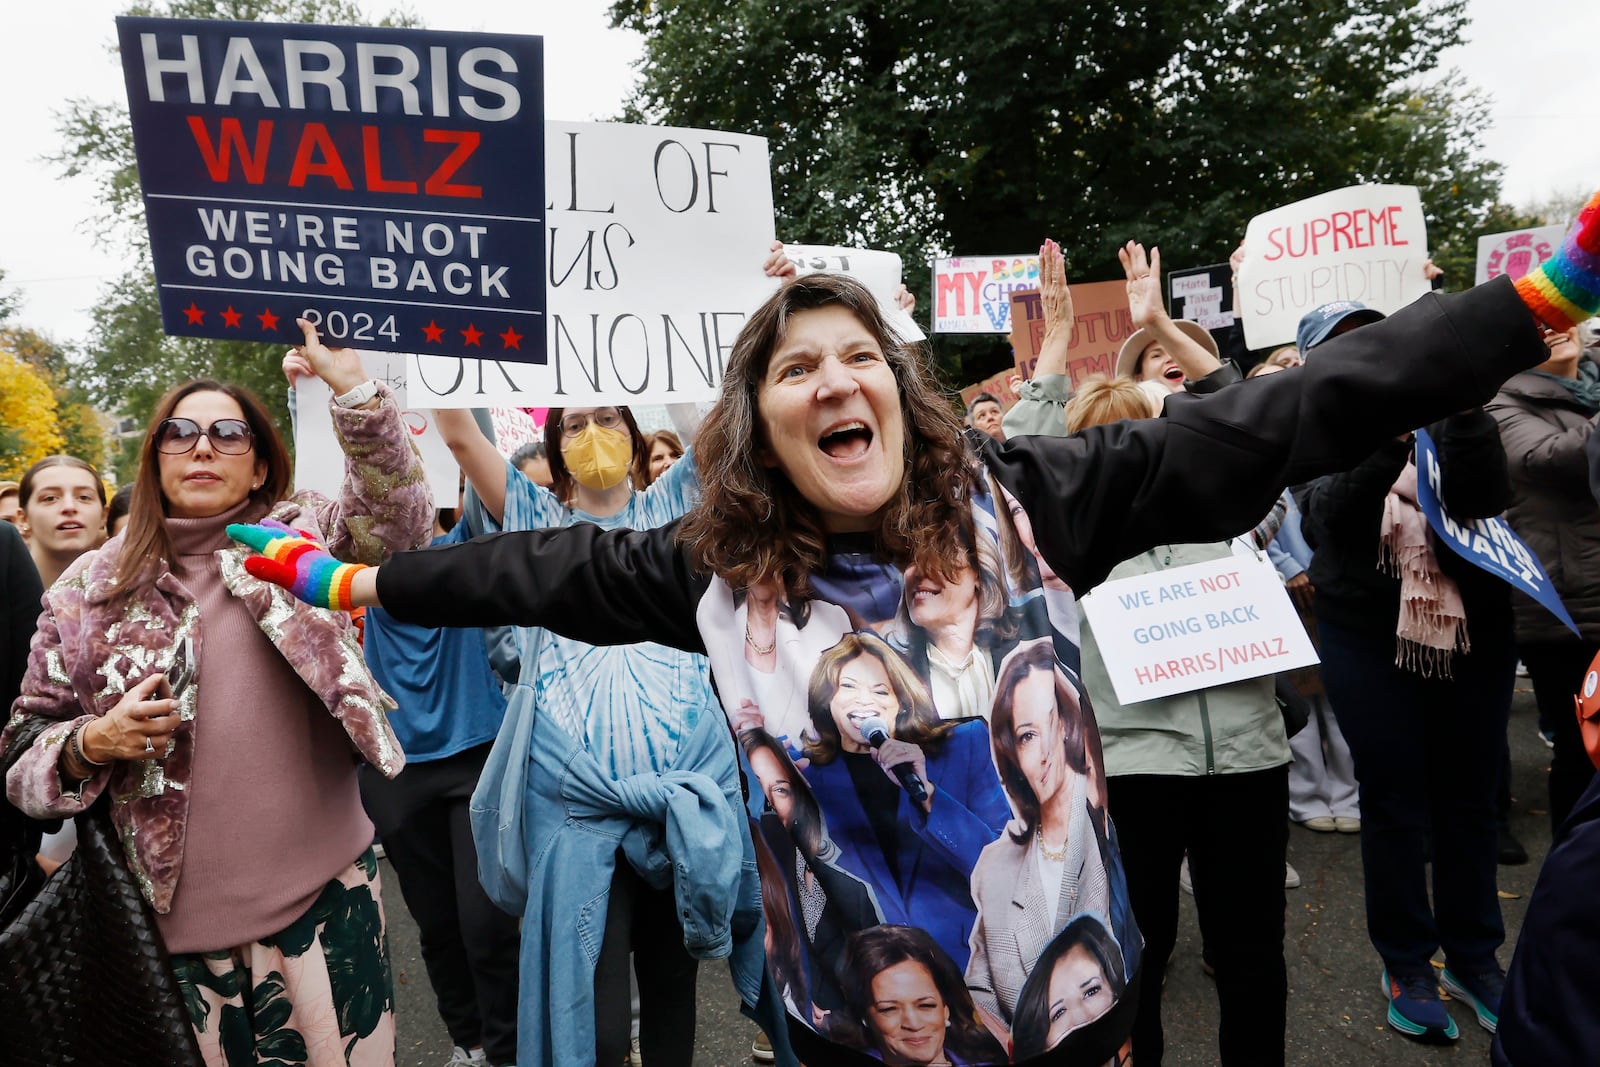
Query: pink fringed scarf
1379 460 1469 677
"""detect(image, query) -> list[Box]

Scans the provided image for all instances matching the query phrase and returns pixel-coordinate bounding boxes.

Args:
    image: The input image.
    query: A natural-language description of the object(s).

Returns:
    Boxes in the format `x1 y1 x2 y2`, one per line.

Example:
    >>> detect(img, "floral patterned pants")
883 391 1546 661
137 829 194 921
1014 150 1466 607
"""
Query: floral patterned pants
169 849 397 1067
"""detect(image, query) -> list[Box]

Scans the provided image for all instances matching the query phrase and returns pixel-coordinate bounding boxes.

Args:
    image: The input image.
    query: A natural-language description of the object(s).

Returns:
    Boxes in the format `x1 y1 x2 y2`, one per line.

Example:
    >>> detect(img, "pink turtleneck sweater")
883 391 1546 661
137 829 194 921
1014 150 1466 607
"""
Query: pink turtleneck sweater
157 503 374 954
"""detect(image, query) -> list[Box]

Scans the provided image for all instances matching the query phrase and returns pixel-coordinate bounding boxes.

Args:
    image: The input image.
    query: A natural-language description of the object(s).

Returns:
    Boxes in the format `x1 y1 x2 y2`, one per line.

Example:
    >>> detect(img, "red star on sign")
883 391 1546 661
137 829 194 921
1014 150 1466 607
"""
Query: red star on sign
499 325 524 350
421 321 445 343
183 302 205 325
220 306 242 328
461 323 484 347
257 308 280 331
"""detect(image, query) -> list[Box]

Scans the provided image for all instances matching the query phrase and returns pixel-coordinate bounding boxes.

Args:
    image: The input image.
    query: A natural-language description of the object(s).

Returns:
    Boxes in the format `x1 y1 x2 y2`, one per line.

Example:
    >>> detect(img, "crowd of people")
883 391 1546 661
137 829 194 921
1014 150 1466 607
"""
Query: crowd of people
2 191 1600 1067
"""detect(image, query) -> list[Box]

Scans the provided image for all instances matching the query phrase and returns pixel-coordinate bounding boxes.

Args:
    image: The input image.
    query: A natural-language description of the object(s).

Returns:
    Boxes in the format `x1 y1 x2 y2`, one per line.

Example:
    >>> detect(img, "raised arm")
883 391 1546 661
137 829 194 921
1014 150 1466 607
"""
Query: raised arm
290 322 431 562
434 407 511 523
1119 241 1222 382
1002 239 1076 439
983 278 1546 595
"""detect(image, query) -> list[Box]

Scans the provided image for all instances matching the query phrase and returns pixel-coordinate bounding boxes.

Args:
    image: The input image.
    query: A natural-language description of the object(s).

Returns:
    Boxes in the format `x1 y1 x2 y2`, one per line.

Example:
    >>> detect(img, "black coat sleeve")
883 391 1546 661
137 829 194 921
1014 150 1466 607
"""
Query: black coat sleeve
3 522 43 711
1428 408 1511 520
374 519 709 654
1295 437 1413 552
982 276 1544 594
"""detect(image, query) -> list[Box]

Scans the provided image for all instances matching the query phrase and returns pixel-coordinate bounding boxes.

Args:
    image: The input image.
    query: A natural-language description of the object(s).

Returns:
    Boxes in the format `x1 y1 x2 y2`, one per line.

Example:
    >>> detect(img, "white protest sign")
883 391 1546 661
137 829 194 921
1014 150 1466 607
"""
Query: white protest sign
932 254 1040 333
294 351 459 503
1237 184 1430 348
409 120 777 408
1079 550 1318 704
1475 225 1566 286
786 244 925 341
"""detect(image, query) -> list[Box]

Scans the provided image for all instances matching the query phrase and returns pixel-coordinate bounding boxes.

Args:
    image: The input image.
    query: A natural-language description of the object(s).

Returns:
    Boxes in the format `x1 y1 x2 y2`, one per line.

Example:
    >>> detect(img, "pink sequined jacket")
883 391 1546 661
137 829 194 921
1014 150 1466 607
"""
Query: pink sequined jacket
2 386 430 912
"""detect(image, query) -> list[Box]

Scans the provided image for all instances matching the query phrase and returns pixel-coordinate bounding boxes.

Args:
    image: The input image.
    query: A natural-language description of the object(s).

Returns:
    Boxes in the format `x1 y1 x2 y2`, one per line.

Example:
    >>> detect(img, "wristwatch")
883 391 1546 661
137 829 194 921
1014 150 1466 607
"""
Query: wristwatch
332 379 380 408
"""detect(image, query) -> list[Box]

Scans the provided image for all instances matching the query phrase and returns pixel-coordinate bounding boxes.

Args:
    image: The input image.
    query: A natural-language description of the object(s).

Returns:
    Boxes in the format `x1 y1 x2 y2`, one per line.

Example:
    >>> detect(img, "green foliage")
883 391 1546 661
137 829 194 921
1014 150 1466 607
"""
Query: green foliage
612 0 1515 384
52 0 419 434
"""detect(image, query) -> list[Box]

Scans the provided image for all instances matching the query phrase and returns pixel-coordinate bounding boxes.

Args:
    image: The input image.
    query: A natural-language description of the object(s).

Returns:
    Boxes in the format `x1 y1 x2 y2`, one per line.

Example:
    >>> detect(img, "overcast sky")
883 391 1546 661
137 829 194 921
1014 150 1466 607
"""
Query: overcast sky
3 0 1597 348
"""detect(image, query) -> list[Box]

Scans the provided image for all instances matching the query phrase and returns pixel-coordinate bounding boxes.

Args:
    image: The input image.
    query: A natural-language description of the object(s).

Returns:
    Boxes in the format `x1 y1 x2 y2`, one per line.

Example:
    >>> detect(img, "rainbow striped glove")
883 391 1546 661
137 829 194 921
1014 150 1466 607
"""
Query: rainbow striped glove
1515 189 1600 332
227 519 369 612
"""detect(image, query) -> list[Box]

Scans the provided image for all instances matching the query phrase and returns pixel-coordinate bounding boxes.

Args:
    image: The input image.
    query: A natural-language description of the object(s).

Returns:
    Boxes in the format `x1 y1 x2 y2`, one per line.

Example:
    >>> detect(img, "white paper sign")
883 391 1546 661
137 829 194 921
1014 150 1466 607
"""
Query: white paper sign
1079 550 1318 704
785 244 925 341
408 120 776 408
932 254 1040 333
1237 184 1430 348
294 351 459 504
1475 225 1566 286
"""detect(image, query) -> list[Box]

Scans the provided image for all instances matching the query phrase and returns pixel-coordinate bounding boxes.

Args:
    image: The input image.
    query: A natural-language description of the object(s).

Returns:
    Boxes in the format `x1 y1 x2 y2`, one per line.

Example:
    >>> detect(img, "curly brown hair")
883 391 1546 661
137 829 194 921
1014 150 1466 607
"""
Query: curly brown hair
675 273 976 603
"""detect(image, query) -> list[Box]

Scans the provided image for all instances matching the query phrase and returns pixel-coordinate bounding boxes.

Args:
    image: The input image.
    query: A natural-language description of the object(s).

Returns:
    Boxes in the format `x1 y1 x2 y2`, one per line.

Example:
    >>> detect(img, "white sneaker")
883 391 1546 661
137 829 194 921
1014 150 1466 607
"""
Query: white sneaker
627 1038 644 1066
1179 855 1193 895
445 1048 487 1066
1285 862 1301 889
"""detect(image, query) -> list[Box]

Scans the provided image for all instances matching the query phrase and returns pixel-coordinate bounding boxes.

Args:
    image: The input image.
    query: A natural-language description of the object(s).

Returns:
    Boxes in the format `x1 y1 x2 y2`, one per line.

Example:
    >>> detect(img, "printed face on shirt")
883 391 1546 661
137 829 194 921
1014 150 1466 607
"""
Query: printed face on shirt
1044 943 1114 1044
867 960 951 1066
830 653 899 752
1011 667 1067 808
158 391 267 520
902 561 979 641
747 742 796 824
756 305 907 533
1006 494 1068 593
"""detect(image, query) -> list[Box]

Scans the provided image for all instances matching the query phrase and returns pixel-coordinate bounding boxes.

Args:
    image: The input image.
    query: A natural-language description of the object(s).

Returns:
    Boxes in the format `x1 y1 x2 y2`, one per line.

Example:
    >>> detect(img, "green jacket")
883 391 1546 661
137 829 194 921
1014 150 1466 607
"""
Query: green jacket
1081 541 1291 778
1000 374 1074 438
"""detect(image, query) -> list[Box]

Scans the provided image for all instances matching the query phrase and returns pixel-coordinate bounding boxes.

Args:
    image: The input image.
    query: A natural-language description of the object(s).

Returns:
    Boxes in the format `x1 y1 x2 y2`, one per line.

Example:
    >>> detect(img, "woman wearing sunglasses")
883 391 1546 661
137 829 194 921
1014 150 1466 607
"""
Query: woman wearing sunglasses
1 321 431 1066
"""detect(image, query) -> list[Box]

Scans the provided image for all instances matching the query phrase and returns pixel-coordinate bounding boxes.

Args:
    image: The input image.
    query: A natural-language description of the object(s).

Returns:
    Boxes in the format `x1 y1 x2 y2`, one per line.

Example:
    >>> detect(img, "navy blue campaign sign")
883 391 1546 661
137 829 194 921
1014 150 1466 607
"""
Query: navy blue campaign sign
116 18 546 363
1415 429 1580 636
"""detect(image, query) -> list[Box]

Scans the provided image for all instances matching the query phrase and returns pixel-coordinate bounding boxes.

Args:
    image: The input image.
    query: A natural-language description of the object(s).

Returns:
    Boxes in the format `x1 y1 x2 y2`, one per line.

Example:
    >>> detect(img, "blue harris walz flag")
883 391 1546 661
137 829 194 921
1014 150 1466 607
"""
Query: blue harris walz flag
117 17 546 363
1415 429 1580 635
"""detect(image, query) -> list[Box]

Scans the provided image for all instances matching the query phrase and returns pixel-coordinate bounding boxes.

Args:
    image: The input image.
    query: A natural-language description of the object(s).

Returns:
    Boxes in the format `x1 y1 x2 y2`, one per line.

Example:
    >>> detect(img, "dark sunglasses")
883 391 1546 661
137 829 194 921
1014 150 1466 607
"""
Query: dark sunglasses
155 417 256 455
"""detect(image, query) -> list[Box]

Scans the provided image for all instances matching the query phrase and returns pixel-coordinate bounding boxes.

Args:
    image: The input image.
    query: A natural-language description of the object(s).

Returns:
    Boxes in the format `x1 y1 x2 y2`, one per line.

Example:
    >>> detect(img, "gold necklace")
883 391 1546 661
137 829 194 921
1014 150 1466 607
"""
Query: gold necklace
1037 828 1067 862
745 626 776 656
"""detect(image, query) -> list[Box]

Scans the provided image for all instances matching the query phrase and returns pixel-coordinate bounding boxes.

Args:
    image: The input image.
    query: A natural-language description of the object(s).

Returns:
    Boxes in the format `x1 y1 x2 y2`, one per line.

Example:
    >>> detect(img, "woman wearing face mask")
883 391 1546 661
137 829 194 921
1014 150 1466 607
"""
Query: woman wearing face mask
428 405 744 1067
16 455 108 588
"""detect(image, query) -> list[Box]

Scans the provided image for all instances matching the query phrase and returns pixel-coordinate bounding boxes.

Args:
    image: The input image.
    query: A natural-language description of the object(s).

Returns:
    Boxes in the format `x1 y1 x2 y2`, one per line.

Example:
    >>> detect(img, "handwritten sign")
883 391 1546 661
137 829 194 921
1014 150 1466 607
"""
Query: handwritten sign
933 254 1039 334
1415 429 1579 635
1008 281 1132 386
959 370 1021 412
294 352 459 503
1167 262 1235 342
118 17 546 362
785 244 924 342
1475 225 1566 286
1080 550 1319 704
1237 184 1430 348
408 120 775 407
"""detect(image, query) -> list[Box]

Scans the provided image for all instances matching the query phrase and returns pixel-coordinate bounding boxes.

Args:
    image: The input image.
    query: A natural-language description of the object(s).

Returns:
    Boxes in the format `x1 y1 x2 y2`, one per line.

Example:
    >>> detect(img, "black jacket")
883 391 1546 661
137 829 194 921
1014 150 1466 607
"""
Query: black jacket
1296 409 1513 637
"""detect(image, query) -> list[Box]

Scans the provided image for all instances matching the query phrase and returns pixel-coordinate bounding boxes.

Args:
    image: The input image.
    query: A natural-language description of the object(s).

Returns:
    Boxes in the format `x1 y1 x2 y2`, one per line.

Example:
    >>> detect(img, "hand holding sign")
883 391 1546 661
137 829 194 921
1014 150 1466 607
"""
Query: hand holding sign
293 318 369 400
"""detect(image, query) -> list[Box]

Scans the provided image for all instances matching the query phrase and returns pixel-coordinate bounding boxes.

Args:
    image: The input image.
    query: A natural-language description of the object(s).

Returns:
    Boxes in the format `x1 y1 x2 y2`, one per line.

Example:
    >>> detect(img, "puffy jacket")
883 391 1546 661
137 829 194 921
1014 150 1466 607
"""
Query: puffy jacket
1487 367 1600 641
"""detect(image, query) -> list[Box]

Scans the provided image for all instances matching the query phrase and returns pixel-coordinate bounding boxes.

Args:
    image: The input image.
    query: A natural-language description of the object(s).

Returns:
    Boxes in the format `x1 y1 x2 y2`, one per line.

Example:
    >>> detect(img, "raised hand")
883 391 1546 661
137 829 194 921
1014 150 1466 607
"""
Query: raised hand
292 317 368 397
763 240 798 281
1032 239 1076 378
1118 241 1167 330
227 519 370 611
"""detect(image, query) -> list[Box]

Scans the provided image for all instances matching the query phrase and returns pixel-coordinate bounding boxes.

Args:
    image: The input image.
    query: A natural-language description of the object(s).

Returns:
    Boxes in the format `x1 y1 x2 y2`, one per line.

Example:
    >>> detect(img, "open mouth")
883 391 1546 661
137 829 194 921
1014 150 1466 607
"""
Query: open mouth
56 522 84 533
819 421 873 460
911 584 942 603
1163 367 1184 383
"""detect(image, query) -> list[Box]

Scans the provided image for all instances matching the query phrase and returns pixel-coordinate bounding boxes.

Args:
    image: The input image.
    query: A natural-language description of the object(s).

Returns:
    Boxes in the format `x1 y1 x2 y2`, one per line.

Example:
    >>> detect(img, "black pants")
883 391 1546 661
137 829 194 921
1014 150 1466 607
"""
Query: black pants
593 855 699 1067
1318 619 1511 977
1519 639 1600 832
1106 766 1289 1067
359 743 520 1065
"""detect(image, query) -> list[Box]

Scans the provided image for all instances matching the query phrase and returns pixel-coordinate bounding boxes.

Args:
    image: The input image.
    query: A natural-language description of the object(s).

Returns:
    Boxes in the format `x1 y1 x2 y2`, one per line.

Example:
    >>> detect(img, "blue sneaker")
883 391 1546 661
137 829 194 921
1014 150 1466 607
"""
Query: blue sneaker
1381 969 1459 1043
1441 965 1504 1033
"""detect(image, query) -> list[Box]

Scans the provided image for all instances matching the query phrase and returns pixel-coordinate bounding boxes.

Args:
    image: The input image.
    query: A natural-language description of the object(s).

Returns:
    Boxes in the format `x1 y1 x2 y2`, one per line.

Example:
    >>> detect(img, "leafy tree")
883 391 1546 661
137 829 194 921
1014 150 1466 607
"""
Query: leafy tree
612 0 1517 383
0 269 19 325
50 0 417 437
1 326 112 474
0 349 65 481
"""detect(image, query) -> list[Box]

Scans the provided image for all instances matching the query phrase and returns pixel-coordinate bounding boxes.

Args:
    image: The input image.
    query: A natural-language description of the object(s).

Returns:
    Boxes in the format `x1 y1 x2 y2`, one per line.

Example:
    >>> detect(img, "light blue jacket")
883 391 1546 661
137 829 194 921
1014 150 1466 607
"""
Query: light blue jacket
1266 491 1314 582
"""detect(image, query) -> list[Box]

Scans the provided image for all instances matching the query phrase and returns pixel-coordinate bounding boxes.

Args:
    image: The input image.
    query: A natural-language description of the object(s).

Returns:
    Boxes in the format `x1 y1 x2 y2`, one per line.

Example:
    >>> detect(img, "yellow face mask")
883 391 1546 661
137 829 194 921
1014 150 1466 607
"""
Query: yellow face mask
563 424 633 491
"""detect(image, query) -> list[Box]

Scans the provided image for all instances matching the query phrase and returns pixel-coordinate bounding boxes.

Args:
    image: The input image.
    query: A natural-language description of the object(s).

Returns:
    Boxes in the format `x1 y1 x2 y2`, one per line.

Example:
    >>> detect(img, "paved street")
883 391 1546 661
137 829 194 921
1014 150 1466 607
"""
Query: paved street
387 682 1554 1066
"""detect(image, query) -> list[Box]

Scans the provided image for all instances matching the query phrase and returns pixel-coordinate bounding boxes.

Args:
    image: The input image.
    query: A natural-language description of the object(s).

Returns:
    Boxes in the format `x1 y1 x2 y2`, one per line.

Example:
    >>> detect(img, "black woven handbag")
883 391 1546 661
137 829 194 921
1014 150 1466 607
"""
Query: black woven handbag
0 720 204 1067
